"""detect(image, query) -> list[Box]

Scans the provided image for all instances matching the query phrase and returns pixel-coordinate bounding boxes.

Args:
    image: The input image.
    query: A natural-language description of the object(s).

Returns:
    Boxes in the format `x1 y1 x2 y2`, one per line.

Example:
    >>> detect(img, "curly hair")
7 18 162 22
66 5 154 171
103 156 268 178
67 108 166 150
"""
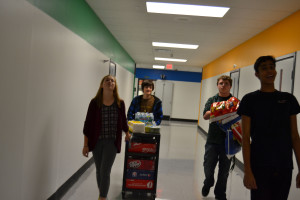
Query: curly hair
217 75 232 86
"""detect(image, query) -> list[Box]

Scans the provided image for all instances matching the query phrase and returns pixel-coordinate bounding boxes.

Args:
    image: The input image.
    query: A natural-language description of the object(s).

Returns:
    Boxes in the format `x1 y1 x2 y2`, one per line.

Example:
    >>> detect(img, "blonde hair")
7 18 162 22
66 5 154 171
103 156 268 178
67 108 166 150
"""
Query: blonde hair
94 75 121 108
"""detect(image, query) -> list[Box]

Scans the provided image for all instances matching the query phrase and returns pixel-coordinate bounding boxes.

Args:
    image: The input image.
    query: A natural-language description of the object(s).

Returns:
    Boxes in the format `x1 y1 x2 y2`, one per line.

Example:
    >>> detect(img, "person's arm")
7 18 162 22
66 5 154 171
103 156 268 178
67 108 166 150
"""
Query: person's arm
82 135 89 157
82 100 95 158
203 97 213 120
153 100 163 125
203 111 211 120
241 115 257 189
290 115 300 188
121 101 131 141
127 98 137 121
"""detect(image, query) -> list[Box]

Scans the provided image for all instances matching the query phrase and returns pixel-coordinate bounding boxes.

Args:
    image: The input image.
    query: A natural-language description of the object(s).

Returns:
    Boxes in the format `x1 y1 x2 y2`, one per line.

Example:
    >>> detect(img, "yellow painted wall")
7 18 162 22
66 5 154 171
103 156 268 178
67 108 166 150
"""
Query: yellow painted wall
202 10 300 80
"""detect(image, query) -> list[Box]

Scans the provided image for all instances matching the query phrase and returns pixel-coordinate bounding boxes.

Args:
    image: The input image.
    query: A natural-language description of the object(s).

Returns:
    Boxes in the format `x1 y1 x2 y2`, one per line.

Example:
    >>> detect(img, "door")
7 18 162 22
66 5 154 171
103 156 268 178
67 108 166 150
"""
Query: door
230 69 240 99
274 54 295 94
155 80 173 117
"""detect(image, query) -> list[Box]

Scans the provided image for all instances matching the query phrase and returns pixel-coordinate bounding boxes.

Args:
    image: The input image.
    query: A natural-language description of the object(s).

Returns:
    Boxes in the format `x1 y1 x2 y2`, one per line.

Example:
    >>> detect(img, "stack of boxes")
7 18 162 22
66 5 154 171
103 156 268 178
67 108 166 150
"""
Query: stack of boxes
128 112 160 134
125 142 157 190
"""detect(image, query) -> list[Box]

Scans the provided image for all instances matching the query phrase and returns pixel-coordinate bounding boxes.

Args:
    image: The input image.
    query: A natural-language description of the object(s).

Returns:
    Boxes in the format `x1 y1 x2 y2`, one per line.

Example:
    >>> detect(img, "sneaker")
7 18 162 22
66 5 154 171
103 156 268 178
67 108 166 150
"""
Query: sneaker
201 185 210 197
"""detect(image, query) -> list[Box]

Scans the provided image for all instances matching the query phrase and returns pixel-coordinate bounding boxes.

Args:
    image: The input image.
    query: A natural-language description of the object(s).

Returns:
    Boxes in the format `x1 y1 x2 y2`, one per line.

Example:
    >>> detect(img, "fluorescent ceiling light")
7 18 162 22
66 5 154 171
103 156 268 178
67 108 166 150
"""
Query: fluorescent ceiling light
155 57 187 62
153 65 165 69
153 42 198 49
146 2 230 18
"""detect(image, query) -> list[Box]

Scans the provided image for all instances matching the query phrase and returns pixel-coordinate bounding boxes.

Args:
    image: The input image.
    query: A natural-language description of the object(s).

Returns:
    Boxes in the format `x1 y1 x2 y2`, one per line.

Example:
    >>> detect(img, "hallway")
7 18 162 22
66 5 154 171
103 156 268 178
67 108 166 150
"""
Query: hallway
62 121 250 200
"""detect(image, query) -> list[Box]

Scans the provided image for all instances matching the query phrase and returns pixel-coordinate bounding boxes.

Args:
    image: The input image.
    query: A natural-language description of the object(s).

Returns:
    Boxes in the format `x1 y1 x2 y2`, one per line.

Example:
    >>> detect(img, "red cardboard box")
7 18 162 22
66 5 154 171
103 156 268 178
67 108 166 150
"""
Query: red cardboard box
126 179 154 190
231 121 242 145
127 159 155 170
128 142 156 154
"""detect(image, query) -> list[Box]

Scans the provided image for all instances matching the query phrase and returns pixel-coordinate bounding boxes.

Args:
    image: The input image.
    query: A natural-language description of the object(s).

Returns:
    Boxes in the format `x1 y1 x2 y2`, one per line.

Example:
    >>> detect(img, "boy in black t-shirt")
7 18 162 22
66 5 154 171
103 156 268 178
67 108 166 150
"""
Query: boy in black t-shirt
237 56 300 200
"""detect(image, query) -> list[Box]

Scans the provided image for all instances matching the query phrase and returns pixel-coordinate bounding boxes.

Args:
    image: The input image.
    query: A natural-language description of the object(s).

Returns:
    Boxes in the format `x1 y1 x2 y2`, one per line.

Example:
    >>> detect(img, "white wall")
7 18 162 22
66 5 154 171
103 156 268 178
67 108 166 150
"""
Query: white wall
238 65 260 98
0 1 30 199
0 1 134 199
116 65 134 108
171 81 201 120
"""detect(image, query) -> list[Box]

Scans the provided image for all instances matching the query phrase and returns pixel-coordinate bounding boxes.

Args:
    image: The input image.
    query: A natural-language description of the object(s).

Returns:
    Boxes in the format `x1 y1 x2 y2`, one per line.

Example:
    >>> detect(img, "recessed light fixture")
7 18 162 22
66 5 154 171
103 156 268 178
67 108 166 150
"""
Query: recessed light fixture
153 42 198 49
153 65 165 69
146 2 230 18
155 57 187 62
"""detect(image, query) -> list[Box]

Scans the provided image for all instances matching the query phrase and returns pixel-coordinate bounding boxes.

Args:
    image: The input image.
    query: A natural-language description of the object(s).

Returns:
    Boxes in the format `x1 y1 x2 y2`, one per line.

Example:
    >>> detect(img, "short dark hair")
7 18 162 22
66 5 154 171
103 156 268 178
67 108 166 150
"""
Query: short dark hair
141 80 154 91
254 55 276 73
217 75 232 86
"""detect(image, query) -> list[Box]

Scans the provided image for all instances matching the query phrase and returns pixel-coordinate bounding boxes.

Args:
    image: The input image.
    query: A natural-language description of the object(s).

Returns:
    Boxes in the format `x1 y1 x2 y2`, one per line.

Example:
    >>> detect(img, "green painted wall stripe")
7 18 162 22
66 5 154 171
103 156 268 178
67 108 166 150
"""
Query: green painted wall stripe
27 0 135 73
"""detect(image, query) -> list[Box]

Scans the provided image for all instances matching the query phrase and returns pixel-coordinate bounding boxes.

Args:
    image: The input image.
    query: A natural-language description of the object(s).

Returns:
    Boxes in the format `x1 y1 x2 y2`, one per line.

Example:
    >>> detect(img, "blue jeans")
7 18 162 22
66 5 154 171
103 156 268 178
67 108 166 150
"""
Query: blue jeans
203 143 232 199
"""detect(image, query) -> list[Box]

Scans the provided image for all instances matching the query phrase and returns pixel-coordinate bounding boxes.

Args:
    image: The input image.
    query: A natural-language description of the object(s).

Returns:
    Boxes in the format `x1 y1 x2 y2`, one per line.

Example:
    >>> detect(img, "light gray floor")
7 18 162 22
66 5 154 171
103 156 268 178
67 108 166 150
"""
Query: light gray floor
62 121 299 200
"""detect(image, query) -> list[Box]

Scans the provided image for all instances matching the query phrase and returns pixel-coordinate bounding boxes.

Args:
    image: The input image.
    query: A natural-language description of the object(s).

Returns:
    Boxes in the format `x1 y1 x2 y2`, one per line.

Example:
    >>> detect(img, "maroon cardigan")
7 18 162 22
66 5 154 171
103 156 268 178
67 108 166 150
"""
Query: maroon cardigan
83 99 129 153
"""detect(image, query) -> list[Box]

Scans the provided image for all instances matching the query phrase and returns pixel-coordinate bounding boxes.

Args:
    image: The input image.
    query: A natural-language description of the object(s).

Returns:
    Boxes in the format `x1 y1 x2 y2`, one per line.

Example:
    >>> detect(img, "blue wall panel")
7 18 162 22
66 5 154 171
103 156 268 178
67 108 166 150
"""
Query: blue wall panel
135 68 202 83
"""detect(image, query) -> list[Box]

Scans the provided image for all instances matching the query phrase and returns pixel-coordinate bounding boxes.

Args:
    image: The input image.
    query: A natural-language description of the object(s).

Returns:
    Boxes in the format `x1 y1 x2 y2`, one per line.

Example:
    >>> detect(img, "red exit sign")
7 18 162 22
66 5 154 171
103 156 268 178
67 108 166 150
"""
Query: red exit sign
166 64 173 69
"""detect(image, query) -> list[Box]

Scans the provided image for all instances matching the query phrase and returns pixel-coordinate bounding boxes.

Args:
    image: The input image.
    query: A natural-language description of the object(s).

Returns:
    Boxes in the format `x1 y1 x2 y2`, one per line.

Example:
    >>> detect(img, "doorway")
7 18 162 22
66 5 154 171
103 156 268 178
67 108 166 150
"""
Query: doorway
230 69 240 99
155 80 174 118
274 53 296 94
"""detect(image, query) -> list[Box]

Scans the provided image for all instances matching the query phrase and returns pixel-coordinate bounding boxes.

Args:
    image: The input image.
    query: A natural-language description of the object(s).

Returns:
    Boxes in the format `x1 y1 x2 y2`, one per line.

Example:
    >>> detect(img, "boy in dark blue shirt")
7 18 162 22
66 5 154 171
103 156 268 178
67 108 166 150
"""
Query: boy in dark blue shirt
127 80 163 125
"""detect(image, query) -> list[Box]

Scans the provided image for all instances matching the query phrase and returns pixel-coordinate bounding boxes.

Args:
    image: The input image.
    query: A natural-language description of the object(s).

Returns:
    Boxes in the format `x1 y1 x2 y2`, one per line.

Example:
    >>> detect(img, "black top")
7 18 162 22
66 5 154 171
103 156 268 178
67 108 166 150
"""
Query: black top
237 90 300 169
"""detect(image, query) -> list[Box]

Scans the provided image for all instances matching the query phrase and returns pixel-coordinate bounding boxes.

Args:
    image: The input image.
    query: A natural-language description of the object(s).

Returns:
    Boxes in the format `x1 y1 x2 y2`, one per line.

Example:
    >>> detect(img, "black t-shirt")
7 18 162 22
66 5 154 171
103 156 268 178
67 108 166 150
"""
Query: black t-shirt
237 90 300 169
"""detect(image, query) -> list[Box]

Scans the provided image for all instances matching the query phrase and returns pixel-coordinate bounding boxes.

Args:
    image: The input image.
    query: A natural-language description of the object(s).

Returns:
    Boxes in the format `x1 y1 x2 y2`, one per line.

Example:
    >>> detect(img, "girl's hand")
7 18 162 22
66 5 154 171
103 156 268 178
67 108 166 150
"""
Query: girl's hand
125 132 131 142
